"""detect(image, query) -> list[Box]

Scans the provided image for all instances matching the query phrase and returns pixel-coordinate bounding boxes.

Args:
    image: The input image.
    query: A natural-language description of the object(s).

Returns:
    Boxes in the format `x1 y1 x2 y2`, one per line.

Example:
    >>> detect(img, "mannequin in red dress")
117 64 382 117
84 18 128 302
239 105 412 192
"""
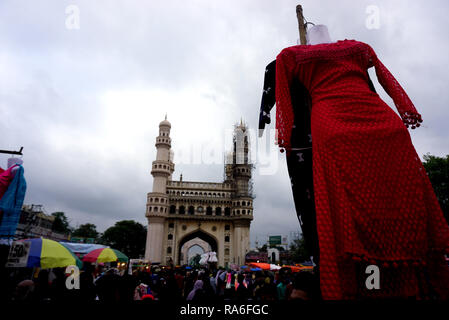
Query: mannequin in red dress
275 37 449 299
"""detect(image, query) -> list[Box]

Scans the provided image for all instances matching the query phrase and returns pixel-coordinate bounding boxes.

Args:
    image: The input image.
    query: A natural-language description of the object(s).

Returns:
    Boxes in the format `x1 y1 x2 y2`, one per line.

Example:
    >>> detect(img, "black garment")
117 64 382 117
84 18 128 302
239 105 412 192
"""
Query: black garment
259 60 377 266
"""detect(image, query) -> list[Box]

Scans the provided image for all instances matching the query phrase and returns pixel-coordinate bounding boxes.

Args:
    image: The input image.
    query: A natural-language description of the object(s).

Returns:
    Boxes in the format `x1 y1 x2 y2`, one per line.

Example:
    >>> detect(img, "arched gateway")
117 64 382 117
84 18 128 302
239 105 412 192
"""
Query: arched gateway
144 117 253 267
178 230 217 265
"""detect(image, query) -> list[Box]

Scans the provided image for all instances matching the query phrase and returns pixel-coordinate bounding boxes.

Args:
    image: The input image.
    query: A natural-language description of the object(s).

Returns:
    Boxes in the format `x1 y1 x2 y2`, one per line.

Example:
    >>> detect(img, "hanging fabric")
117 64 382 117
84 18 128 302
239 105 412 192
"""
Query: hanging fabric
259 58 378 268
275 39 449 299
0 165 27 239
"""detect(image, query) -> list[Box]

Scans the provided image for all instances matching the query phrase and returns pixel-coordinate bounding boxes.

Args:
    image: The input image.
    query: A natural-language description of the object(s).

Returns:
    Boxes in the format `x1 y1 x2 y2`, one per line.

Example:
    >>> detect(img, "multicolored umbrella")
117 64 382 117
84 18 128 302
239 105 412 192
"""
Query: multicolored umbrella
82 247 128 263
7 238 82 269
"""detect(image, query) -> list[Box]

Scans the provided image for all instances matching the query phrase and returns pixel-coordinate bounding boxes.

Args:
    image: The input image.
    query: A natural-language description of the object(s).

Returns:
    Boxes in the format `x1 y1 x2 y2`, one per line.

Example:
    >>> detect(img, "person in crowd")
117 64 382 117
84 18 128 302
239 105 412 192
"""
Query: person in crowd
118 268 139 302
13 279 35 301
95 268 121 302
276 273 288 300
259 276 277 301
186 279 204 301
199 271 217 302
49 268 71 302
77 263 97 302
289 271 321 300
34 269 51 301
235 273 251 301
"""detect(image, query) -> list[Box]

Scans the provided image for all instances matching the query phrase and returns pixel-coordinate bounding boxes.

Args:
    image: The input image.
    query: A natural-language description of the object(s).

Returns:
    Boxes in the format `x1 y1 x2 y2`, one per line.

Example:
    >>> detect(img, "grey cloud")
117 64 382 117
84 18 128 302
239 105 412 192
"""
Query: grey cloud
1 0 448 248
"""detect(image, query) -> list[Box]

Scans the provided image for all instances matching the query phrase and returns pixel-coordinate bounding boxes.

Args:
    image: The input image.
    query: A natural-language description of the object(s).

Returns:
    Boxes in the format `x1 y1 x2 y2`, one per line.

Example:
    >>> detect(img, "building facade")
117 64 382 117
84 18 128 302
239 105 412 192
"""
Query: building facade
144 117 253 267
14 205 69 241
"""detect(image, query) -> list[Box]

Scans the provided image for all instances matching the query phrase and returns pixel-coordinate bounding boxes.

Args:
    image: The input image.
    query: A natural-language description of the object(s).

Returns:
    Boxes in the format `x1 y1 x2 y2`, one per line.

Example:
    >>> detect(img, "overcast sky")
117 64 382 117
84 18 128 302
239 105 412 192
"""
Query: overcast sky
1 0 448 248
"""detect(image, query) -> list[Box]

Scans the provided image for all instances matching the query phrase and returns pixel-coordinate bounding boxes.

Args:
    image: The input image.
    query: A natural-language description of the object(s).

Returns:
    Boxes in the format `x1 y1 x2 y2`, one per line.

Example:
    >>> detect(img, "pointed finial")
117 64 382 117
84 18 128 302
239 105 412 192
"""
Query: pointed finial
165 113 167 120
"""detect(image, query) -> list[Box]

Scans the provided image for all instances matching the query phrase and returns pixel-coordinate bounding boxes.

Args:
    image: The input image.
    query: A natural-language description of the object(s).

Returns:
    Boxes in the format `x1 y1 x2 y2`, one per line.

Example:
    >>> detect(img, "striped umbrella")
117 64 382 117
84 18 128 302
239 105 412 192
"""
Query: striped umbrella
82 247 128 263
8 238 82 269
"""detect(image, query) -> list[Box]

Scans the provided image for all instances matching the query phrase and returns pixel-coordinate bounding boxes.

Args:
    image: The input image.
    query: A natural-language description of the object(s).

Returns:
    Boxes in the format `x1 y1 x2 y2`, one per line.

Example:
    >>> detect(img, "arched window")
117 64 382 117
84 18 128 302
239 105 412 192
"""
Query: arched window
179 206 185 214
225 236 230 242
206 207 212 215
224 207 231 216
188 206 195 215
154 207 158 212
215 207 222 216
167 247 172 254
168 234 173 240
242 201 246 206
169 205 176 214
242 210 246 215
237 210 240 215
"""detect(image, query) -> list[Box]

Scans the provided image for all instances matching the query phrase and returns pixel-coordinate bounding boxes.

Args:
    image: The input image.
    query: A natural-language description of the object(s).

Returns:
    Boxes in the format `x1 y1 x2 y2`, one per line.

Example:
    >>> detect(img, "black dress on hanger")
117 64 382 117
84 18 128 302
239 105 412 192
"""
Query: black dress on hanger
258 59 377 266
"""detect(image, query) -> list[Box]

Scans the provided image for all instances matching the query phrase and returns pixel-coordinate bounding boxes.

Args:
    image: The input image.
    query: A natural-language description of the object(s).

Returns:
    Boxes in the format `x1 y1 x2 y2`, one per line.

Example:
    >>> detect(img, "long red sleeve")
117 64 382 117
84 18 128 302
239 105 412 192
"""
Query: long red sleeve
366 45 423 129
275 48 297 153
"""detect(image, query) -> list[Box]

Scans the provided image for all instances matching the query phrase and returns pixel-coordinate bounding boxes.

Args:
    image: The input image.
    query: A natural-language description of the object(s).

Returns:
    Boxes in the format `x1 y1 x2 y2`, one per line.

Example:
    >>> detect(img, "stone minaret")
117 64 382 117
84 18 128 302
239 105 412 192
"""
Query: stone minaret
231 120 253 265
145 116 174 263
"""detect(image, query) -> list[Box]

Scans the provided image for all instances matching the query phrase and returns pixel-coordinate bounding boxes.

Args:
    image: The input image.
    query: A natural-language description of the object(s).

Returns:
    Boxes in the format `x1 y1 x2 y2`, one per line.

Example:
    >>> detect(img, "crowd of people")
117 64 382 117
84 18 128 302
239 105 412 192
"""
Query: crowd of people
2 263 321 302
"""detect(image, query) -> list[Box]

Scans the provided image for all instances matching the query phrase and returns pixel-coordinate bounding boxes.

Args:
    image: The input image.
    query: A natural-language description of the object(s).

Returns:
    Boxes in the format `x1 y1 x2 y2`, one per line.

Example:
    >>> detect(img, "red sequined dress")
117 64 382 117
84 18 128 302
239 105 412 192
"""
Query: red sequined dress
276 39 449 299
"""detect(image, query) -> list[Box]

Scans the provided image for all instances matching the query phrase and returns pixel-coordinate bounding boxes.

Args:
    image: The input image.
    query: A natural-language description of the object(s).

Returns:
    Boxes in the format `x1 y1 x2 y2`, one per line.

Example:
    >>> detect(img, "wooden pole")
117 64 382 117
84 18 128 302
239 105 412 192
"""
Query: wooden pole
296 5 307 45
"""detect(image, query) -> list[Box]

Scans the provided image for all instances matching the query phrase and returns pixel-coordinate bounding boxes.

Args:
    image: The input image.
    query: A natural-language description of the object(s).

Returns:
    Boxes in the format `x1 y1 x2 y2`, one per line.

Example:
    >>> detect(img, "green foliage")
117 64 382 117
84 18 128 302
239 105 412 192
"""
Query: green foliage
289 236 310 263
422 153 449 224
51 212 71 234
101 220 147 259
189 254 202 267
72 223 99 239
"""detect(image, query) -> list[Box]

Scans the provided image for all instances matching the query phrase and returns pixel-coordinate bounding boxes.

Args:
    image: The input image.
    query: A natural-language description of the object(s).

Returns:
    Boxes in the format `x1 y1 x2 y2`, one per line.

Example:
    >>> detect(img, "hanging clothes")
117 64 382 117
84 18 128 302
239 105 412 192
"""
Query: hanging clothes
275 39 449 299
0 165 27 239
259 58 378 268
0 165 16 199
260 59 318 263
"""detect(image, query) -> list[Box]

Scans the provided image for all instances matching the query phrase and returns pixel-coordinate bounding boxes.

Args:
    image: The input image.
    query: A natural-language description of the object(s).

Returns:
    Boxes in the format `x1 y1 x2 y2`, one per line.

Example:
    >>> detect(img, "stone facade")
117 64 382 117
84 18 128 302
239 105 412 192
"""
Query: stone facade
145 117 253 267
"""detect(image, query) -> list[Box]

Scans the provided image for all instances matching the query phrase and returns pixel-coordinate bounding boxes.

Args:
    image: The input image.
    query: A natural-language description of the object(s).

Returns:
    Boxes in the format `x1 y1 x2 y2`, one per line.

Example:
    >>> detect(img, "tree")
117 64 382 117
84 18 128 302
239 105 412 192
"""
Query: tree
101 220 147 258
189 254 201 267
51 212 72 234
422 153 449 224
72 223 99 239
289 236 310 263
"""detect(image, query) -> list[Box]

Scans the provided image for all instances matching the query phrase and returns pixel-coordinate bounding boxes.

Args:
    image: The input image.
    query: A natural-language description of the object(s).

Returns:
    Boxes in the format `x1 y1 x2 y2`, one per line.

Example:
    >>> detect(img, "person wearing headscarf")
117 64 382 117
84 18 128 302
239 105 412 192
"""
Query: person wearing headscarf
186 280 204 301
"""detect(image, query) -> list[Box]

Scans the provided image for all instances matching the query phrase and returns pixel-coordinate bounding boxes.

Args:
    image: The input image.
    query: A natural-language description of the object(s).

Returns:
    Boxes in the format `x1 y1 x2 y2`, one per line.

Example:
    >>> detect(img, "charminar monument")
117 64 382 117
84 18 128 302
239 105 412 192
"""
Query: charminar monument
144 117 254 267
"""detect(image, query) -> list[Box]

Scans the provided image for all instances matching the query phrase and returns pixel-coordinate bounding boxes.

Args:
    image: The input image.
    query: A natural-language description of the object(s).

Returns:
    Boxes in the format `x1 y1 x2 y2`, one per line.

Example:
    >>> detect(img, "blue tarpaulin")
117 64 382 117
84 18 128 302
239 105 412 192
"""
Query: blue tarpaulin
60 242 108 254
